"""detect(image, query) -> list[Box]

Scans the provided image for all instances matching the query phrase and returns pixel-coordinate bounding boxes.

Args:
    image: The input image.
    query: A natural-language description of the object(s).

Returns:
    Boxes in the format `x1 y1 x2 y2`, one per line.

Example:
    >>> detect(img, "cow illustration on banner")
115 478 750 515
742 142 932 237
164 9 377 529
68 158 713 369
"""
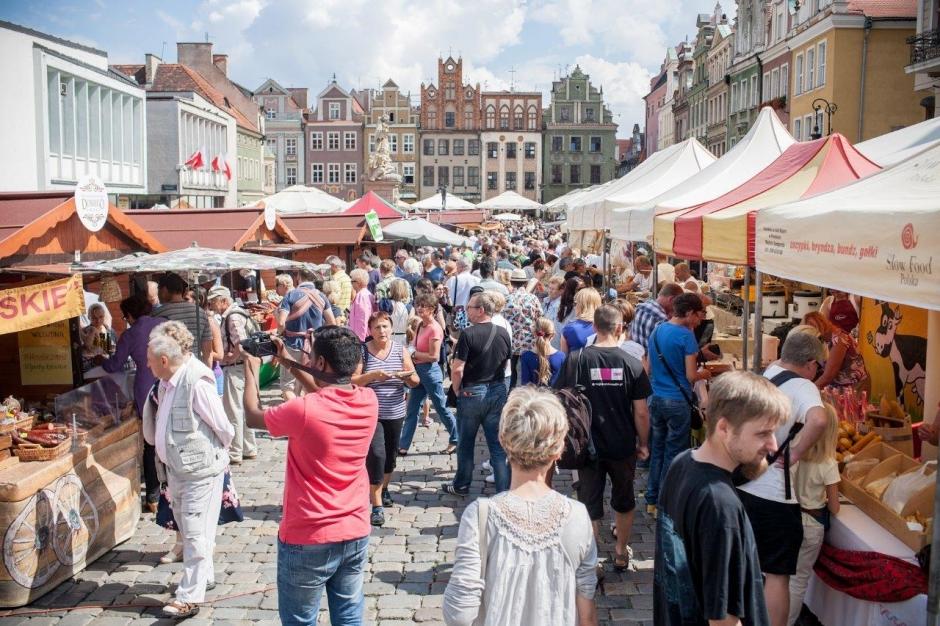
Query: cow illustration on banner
860 298 928 418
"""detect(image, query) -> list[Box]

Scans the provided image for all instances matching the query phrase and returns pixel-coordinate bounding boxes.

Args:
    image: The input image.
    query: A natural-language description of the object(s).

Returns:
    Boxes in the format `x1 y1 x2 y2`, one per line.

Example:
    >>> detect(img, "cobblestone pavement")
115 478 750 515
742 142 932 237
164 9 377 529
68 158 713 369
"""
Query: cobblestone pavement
5 389 656 625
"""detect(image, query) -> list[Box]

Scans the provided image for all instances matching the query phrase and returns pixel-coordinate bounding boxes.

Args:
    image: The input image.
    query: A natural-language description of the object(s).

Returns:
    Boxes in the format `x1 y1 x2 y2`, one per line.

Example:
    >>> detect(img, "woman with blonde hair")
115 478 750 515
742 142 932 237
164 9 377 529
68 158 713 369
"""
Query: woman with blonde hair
387 278 412 347
801 311 867 389
519 317 565 386
560 287 602 354
444 386 598 626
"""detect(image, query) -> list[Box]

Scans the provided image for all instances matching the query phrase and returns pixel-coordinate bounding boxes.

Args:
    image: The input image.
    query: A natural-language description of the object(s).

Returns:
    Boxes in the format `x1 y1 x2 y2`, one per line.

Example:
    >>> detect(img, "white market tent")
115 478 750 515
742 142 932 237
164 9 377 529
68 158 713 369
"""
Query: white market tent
250 184 348 214
755 141 940 311
410 192 476 211
491 212 523 221
856 116 940 167
383 217 471 247
476 190 543 212
615 106 795 243
546 185 601 216
566 138 715 233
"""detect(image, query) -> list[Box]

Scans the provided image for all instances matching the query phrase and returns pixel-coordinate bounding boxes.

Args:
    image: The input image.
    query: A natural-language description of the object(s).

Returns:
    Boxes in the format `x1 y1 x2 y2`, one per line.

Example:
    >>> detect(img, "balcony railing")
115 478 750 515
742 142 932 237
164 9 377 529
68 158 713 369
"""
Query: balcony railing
907 27 940 67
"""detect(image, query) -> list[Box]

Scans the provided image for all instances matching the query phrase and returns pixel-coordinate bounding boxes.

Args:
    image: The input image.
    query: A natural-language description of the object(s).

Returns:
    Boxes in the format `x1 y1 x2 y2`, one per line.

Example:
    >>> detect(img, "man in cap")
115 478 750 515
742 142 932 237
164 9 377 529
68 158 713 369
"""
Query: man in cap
207 285 258 464
502 268 543 387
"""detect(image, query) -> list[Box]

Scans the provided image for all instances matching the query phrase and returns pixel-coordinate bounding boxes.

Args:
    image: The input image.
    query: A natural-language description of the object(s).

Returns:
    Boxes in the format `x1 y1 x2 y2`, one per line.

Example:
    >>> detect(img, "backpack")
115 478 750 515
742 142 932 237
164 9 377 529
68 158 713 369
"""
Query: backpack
222 307 261 353
556 350 596 470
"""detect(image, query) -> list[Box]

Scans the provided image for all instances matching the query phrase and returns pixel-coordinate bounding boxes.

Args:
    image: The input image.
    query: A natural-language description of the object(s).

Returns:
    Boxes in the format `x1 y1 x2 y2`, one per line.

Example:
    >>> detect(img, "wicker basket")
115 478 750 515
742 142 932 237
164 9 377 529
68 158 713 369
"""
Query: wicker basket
0 434 11 451
54 426 88 445
0 421 14 435
14 414 35 432
13 437 71 462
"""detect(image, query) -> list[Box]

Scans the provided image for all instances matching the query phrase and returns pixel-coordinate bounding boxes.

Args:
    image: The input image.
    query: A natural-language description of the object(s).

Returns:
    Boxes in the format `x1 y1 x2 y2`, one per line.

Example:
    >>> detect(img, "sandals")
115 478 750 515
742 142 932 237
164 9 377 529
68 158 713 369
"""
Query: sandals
162 600 200 619
613 553 630 572
159 544 183 564
442 443 457 455
397 448 408 457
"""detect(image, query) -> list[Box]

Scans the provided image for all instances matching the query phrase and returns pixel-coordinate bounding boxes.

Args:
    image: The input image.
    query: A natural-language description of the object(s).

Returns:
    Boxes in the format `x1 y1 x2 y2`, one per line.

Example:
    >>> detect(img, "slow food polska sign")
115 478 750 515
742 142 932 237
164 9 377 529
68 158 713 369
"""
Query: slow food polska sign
75 175 109 232
0 274 85 335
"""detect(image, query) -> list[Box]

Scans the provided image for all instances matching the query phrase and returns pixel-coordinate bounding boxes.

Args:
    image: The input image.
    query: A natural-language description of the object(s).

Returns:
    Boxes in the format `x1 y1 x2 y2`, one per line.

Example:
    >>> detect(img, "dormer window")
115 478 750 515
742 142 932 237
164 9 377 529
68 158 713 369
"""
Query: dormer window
329 102 341 119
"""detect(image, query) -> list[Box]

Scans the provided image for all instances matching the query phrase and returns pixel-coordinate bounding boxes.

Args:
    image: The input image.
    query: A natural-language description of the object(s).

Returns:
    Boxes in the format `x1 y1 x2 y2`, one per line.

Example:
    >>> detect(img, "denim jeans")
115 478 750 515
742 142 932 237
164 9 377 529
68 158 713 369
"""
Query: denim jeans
278 536 369 626
400 362 459 451
454 381 510 492
645 395 692 507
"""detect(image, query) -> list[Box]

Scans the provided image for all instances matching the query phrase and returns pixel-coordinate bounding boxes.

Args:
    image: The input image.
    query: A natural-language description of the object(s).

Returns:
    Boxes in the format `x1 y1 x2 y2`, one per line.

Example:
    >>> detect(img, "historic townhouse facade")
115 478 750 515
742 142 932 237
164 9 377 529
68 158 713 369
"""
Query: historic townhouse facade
644 69 667 157
906 0 940 116
658 47 681 151
728 0 765 146
758 0 792 131
542 66 618 203
306 79 365 201
418 57 483 202
688 8 724 144
0 21 147 199
788 0 925 142
480 91 543 201
364 80 419 201
706 23 734 156
672 42 694 142
254 79 307 190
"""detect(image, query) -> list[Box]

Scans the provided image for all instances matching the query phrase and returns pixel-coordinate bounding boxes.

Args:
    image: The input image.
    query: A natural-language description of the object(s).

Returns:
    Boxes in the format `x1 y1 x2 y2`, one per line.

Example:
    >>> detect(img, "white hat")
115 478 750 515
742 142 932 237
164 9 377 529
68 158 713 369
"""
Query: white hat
207 285 231 301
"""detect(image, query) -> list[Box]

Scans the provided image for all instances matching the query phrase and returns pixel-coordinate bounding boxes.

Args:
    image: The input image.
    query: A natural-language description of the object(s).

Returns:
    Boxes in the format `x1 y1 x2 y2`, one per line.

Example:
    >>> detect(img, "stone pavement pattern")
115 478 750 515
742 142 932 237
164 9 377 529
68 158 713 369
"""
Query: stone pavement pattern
4 389 656 625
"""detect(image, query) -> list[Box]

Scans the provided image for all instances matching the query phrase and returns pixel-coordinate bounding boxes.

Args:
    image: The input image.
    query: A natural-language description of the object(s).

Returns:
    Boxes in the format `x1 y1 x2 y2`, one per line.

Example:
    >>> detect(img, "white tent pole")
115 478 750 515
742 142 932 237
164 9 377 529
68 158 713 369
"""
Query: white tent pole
753 270 764 372
742 270 750 371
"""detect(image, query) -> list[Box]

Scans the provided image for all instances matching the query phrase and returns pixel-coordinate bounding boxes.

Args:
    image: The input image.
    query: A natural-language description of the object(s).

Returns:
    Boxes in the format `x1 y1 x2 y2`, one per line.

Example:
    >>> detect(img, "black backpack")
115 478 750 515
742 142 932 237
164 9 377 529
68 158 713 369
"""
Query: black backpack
556 350 596 470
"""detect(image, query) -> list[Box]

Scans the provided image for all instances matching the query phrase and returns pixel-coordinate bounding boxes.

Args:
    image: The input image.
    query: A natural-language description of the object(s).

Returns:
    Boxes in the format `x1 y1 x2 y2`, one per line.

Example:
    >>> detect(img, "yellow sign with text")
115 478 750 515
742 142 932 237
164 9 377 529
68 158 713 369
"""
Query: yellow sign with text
18 319 74 385
0 274 84 335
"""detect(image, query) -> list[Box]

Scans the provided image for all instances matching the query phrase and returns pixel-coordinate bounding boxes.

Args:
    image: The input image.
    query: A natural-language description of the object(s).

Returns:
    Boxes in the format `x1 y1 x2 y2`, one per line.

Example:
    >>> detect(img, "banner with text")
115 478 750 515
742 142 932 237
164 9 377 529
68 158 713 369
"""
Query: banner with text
755 214 938 311
0 274 85 335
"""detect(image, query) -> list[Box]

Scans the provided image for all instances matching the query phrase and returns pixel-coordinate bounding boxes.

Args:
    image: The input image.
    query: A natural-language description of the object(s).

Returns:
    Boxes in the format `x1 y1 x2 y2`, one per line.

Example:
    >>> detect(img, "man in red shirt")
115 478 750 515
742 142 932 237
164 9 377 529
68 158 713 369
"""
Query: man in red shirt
244 326 377 626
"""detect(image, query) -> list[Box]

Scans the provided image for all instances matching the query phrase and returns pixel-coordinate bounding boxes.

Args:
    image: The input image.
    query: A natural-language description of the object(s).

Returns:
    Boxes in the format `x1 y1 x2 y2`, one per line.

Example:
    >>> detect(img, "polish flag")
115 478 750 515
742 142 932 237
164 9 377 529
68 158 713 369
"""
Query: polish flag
212 153 232 180
184 147 206 170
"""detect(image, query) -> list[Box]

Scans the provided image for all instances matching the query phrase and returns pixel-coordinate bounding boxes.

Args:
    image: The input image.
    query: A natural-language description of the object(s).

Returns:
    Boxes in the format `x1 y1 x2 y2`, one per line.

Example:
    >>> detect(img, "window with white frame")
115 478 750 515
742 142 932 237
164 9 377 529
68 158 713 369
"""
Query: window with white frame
795 54 804 95
807 48 816 92
327 131 340 150
286 137 297 156
403 133 414 153
329 102 340 120
776 6 785 41
344 132 356 150
805 114 815 139
762 72 770 102
731 82 737 112
781 64 789 97
794 118 802 140
310 132 323 150
389 134 398 153
266 109 276 119
286 166 297 185
771 68 780 99
751 75 758 107
402 164 415 184
311 163 324 183
368 134 375 153
327 163 340 183
817 41 827 88
344 163 357 184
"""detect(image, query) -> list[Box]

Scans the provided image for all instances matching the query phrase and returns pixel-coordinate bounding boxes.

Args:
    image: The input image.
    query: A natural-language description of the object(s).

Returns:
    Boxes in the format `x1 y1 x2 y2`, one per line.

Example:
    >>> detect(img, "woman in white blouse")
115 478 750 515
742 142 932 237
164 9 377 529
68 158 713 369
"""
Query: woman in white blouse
443 387 599 626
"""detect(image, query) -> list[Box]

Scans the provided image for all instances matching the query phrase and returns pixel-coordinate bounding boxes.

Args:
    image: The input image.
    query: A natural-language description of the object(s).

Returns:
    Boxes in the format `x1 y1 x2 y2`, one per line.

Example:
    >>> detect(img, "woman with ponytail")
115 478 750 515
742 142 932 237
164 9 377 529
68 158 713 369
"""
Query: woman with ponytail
519 317 566 387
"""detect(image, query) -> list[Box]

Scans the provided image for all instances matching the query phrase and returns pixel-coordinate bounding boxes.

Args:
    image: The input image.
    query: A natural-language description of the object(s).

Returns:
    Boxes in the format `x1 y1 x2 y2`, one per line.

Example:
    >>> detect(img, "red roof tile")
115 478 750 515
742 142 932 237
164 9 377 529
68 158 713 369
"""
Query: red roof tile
847 0 916 16
111 64 146 84
151 64 259 133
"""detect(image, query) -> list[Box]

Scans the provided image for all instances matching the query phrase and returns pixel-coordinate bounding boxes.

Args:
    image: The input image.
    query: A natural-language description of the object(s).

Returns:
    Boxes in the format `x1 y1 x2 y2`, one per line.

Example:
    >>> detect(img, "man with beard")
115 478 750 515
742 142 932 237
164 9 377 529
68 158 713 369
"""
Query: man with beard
737 331 828 626
654 371 789 626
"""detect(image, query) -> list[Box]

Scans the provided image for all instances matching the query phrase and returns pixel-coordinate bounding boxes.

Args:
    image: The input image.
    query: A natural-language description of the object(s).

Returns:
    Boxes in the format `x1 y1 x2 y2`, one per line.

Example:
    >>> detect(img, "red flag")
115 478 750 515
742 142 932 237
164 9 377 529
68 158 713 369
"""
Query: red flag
212 153 232 180
184 147 205 170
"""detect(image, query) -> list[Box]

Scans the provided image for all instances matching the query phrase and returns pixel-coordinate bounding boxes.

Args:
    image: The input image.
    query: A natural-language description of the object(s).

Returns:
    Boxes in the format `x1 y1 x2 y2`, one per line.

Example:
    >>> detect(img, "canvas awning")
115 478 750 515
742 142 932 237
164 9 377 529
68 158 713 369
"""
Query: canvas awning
383 218 470 247
612 107 794 243
566 138 716 232
410 192 476 211
755 142 940 311
342 191 403 219
476 190 543 212
251 184 348 215
856 116 940 167
656 133 880 264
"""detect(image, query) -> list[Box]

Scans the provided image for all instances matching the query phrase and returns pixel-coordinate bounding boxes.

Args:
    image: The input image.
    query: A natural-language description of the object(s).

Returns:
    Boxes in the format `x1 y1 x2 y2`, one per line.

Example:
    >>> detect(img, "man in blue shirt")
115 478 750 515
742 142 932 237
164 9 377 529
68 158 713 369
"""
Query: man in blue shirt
645 292 712 516
276 266 335 400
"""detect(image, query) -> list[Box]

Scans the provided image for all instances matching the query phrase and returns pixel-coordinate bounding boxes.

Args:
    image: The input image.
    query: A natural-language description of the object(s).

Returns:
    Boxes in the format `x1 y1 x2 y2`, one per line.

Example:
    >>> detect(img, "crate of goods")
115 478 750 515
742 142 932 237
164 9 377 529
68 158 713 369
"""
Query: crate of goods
839 453 934 551
863 411 913 457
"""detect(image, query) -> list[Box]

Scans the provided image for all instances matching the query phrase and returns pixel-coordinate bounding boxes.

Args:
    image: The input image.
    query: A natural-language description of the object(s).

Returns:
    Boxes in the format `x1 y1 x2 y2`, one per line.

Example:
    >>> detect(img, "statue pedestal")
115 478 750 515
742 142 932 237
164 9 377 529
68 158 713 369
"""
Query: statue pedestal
364 179 401 207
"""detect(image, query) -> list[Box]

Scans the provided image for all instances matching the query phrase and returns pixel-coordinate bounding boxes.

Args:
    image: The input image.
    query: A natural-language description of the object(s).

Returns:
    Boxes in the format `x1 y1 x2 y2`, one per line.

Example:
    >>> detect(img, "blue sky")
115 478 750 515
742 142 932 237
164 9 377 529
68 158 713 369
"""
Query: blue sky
1 0 726 136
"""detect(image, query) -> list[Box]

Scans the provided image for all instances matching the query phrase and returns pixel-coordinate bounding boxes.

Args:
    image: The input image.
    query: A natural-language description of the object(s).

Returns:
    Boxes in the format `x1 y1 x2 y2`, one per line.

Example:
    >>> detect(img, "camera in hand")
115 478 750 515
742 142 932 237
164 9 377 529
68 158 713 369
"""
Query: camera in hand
240 332 277 358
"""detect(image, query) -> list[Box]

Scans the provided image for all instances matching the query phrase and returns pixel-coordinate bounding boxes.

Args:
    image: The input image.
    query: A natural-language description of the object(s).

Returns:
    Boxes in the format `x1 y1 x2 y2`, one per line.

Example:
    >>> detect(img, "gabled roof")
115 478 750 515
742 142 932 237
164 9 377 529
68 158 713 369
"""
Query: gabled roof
383 79 399 89
318 80 351 100
151 64 259 132
111 64 146 84
0 192 166 261
123 207 297 251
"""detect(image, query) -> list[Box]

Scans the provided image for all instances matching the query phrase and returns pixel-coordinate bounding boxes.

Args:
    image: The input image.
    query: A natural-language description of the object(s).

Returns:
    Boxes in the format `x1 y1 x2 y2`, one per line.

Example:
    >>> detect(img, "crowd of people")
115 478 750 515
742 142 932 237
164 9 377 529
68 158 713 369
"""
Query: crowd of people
87 215 882 625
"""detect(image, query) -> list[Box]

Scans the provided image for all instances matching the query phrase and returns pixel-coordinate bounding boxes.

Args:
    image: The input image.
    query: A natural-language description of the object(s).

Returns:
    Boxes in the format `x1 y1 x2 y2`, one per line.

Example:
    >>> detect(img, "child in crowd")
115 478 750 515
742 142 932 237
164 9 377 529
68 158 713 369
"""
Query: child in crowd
788 404 841 626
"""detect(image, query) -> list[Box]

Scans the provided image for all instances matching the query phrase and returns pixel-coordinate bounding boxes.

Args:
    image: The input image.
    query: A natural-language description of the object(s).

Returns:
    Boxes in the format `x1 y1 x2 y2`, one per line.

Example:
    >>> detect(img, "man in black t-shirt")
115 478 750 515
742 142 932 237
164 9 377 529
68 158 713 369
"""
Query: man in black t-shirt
554 305 651 572
654 371 789 626
444 292 513 496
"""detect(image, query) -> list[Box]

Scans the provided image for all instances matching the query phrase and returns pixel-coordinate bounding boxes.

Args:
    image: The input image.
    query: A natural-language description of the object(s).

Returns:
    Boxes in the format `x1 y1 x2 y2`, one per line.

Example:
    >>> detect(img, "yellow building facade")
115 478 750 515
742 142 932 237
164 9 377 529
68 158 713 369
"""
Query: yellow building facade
788 14 929 143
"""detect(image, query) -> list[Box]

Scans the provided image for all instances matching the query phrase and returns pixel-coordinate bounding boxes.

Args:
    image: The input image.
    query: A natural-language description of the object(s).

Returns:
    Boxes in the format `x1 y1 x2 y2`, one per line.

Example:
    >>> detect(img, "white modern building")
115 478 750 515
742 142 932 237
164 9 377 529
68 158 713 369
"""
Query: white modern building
0 20 147 199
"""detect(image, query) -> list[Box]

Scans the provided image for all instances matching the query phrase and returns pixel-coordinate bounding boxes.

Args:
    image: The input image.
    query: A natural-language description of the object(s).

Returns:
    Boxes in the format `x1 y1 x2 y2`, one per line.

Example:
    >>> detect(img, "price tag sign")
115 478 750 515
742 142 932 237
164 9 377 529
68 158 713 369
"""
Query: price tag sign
74 175 109 232
365 209 383 242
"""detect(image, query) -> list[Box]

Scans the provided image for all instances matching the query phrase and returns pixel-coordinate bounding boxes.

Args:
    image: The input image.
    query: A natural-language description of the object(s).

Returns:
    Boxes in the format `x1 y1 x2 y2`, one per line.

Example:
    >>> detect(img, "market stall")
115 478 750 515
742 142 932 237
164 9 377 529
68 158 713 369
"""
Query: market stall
249 183 349 215
410 192 476 211
754 142 940 626
475 190 544 214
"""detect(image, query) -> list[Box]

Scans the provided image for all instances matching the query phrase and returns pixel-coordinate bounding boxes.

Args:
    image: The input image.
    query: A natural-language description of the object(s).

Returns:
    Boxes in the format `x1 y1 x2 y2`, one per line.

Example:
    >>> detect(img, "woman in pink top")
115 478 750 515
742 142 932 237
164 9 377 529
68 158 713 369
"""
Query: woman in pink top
399 293 459 456
347 268 374 341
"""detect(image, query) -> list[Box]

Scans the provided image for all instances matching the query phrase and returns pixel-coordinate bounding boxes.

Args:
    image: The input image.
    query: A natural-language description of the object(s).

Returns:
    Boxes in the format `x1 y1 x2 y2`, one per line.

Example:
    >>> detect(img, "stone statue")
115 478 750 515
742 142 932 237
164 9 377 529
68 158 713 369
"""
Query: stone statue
367 115 402 183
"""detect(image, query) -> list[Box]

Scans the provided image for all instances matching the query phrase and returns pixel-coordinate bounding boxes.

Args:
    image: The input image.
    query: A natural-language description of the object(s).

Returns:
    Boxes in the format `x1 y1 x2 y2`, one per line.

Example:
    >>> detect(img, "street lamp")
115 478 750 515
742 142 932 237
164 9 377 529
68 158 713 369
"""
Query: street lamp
810 98 838 139
438 183 447 211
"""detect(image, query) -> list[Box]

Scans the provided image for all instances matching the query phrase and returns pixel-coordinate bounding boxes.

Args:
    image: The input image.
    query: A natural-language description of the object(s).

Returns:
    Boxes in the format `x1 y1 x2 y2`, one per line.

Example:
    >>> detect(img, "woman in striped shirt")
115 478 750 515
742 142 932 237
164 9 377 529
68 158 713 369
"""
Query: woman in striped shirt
352 311 420 527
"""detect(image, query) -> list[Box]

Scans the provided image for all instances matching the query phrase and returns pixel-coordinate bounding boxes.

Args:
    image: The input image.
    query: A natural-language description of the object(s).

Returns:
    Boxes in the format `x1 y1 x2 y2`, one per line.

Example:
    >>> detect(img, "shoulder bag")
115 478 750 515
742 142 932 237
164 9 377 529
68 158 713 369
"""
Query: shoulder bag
651 329 704 430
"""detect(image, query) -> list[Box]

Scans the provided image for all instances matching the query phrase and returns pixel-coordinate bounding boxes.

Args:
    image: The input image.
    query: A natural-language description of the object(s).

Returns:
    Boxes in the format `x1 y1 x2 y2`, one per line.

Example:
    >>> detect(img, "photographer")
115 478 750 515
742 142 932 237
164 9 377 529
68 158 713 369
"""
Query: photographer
243 325 378 625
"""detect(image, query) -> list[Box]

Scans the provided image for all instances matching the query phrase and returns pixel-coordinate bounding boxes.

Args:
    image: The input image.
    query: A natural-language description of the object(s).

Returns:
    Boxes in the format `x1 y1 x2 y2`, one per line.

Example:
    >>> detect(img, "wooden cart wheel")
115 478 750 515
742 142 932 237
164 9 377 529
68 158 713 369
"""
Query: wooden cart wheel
52 474 99 566
2 488 60 589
